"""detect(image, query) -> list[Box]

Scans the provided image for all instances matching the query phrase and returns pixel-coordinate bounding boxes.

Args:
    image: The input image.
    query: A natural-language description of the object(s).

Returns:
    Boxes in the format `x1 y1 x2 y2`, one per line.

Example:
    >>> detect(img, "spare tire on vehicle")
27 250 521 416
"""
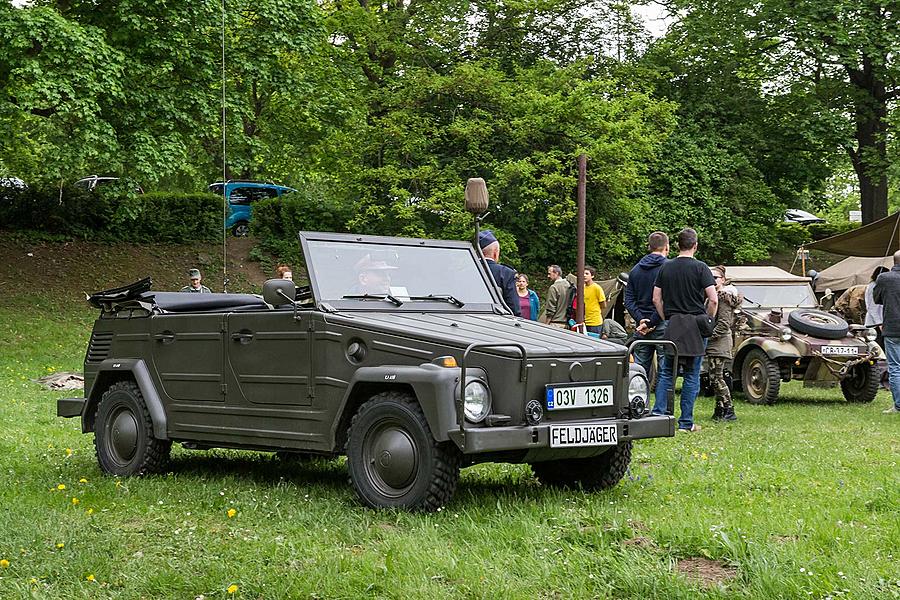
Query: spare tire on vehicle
787 309 848 340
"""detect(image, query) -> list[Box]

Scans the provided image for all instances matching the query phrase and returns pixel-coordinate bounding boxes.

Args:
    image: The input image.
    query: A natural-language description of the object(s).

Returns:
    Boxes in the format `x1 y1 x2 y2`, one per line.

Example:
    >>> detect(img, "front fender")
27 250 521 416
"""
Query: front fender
337 364 481 442
735 337 801 361
83 358 168 439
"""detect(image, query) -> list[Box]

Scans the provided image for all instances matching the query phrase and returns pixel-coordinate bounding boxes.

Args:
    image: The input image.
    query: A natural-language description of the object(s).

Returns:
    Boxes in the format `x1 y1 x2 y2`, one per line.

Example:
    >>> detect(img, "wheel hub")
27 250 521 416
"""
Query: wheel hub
110 408 138 462
367 425 417 493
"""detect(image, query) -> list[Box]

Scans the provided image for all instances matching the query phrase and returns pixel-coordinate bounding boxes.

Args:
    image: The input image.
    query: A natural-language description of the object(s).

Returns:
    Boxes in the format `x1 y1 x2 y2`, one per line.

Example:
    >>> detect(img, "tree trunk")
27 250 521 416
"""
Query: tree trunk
847 59 889 224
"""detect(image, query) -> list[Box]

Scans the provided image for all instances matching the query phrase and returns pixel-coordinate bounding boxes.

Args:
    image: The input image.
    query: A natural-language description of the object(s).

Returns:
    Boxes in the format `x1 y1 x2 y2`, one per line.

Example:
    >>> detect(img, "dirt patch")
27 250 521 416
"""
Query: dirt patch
621 536 657 550
675 557 737 589
0 233 273 301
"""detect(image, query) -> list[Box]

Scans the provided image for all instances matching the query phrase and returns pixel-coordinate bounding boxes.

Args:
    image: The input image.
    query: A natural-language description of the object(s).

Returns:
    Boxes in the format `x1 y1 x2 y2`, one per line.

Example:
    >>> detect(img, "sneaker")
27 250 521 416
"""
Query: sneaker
883 406 900 414
677 424 702 433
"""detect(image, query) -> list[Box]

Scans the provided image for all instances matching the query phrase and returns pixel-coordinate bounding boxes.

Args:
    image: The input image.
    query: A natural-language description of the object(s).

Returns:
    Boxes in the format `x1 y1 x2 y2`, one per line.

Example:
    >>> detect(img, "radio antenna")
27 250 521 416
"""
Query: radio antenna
220 0 229 293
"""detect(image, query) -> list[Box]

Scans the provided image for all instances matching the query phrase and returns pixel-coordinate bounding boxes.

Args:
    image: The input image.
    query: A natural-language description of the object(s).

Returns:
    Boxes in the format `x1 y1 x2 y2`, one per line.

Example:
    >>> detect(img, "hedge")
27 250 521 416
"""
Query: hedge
252 190 352 263
2 185 222 242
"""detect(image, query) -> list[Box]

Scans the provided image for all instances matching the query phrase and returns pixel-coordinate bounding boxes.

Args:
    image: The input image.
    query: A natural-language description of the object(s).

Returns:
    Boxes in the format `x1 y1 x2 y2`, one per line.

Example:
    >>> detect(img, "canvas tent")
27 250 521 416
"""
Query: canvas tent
805 211 900 257
813 256 893 292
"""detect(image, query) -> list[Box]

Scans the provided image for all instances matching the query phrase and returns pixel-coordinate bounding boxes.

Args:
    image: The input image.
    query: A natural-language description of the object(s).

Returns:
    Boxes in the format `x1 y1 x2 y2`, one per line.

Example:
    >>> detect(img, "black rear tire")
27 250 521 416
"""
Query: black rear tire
94 380 171 476
840 362 879 403
347 392 460 511
741 348 781 405
531 441 632 491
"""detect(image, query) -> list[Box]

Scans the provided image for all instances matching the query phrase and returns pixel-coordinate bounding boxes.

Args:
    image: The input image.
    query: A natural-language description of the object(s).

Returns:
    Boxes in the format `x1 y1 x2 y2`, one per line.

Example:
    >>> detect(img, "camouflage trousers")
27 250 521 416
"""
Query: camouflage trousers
708 357 733 409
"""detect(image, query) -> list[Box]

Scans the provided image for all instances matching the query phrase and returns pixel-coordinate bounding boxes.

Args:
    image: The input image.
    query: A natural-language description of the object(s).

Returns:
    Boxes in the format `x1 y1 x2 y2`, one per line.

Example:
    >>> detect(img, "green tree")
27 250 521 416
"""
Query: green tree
661 0 900 223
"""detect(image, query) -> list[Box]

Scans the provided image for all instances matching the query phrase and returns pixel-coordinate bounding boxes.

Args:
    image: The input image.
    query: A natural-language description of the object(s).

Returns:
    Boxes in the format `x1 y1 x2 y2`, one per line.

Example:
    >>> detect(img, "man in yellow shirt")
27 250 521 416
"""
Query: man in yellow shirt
583 265 606 334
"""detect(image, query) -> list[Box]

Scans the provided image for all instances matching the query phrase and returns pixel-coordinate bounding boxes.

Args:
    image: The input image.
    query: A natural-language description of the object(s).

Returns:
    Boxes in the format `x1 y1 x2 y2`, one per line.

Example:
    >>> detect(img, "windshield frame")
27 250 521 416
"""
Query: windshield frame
298 231 507 313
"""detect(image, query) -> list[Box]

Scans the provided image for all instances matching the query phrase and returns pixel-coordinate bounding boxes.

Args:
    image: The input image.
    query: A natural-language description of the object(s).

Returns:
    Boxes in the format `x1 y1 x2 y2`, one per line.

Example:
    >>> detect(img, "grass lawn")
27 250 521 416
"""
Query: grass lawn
0 297 897 599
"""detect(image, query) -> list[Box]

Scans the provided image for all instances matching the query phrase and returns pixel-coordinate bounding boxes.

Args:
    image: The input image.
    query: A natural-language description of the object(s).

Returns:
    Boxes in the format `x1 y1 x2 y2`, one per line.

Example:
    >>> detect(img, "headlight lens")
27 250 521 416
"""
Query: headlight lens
780 328 792 342
864 328 877 342
628 374 649 418
629 374 649 402
463 380 491 423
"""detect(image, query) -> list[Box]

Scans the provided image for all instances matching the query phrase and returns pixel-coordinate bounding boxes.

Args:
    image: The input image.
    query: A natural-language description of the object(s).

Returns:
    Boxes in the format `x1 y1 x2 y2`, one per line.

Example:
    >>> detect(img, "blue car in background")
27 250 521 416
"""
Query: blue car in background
208 180 297 237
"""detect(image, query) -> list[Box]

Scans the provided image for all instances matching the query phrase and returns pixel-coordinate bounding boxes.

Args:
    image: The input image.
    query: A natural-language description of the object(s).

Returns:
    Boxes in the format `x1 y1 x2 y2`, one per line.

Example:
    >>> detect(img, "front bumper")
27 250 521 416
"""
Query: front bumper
448 414 675 454
57 397 85 418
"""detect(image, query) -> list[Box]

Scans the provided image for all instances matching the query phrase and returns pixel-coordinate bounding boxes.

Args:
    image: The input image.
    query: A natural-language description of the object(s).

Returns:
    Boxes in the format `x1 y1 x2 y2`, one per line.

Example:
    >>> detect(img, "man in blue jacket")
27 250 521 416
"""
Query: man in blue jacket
479 230 522 317
624 231 669 375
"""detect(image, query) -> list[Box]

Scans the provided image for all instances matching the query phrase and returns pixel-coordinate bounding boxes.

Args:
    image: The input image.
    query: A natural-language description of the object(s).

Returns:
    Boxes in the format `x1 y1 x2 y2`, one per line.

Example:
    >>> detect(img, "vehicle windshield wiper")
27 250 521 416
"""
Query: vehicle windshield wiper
341 293 403 306
407 294 465 308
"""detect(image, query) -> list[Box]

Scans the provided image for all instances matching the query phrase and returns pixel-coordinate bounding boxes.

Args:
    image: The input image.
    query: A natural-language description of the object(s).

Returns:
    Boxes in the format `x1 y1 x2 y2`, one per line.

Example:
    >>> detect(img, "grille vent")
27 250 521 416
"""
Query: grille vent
86 331 113 363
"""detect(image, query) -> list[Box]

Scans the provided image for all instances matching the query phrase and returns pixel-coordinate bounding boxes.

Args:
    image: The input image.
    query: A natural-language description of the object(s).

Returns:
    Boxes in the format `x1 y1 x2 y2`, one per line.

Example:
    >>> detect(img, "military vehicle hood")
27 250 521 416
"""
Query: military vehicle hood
325 312 624 357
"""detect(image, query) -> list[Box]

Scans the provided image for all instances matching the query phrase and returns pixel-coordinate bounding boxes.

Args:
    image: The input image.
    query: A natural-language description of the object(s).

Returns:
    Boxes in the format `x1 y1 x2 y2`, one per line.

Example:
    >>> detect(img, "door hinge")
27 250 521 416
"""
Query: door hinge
221 383 227 395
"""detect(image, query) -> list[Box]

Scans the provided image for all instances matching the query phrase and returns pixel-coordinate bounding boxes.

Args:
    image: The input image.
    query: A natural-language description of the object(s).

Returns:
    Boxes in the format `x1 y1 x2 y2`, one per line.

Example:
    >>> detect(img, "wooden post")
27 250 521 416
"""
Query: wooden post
576 154 587 327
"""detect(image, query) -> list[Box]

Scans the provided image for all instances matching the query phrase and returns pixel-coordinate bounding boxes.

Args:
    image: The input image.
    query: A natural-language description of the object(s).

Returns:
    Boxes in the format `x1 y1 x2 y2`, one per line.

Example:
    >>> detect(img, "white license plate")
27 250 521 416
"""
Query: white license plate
549 424 618 448
822 346 859 356
546 383 613 410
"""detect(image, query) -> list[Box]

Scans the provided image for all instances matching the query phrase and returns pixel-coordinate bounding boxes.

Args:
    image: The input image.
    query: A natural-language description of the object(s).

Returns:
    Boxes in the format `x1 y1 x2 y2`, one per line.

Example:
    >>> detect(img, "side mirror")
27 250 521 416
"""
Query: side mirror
263 278 296 306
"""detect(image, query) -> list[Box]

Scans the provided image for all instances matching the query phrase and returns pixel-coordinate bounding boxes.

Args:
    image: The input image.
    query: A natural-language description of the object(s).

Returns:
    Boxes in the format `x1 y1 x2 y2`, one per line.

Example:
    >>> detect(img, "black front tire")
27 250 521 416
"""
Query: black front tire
231 221 250 237
840 362 879 403
741 348 781 405
94 380 171 476
347 392 460 511
531 441 632 491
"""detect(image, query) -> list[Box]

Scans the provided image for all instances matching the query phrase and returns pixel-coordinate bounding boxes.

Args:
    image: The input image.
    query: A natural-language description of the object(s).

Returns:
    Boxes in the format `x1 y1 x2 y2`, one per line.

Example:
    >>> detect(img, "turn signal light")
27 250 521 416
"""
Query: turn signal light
433 356 458 368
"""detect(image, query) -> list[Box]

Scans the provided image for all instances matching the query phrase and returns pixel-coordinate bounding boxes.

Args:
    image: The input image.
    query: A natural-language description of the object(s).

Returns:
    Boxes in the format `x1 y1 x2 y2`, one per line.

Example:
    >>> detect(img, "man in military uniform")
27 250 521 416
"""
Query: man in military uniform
540 264 571 328
706 265 742 421
479 230 521 317
834 284 868 324
181 268 211 293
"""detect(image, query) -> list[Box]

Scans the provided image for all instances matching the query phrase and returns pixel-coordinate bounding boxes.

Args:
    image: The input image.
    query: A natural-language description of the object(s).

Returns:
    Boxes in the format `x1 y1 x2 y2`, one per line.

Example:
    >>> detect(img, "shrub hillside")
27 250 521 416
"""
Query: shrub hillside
252 191 352 264
2 185 221 243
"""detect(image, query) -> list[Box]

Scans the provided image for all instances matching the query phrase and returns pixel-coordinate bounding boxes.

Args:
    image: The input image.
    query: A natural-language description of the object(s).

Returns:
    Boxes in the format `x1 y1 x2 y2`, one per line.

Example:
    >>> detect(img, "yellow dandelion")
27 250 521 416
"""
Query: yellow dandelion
0 559 9 568
57 484 66 491
65 448 73 456
56 543 65 549
30 578 38 584
227 508 237 518
227 584 239 594
701 452 708 460
86 574 95 582
79 478 88 483
71 497 80 505
86 508 94 516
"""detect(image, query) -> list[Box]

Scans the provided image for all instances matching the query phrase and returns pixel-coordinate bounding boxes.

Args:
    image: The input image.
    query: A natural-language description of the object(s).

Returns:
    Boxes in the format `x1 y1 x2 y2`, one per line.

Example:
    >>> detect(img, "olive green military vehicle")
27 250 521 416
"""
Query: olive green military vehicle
59 232 674 511
725 266 884 404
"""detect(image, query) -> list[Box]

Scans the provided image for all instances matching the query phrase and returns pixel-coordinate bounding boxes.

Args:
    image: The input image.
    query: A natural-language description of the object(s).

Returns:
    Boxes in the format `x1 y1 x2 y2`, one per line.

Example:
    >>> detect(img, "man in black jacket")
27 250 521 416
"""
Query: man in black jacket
479 230 521 317
873 250 900 414
625 231 669 375
651 228 717 432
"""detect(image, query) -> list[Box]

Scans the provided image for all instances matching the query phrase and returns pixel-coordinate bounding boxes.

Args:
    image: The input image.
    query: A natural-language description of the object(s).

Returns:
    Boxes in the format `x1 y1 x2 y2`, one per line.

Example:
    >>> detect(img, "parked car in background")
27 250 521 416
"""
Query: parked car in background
75 175 144 194
725 266 883 405
784 208 825 225
0 176 27 190
208 180 297 237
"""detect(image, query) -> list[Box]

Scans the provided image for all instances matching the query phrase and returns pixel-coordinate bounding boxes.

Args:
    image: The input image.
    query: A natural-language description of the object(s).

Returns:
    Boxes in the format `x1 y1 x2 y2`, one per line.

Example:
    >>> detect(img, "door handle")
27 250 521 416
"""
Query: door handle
231 332 254 343
153 332 176 343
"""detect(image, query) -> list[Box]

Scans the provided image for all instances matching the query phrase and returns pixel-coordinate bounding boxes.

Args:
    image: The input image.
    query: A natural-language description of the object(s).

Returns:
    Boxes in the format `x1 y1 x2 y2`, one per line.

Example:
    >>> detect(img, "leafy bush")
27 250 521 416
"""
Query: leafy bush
253 189 352 263
2 185 221 242
773 222 812 251
807 221 859 241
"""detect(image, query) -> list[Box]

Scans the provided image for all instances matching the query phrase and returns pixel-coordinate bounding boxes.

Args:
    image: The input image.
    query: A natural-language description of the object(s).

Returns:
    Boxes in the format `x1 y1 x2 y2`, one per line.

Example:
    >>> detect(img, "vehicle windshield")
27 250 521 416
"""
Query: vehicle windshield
304 239 495 307
736 284 817 308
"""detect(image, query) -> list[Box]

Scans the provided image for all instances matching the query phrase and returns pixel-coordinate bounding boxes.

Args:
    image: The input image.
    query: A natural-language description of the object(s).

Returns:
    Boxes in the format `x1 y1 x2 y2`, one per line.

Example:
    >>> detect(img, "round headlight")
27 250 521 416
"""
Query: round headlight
864 328 877 342
780 328 792 342
628 374 649 418
463 380 491 423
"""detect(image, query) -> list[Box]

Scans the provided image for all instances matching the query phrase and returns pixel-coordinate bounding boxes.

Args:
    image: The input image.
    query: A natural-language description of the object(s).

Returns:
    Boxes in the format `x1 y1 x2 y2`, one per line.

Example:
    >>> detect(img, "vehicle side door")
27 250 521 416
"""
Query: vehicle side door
224 310 328 450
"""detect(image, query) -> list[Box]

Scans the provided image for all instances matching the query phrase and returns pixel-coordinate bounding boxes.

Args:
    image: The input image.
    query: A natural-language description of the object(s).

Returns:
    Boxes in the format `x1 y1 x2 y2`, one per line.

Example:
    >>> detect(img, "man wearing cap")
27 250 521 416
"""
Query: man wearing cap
353 254 397 295
181 269 211 293
478 230 521 317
